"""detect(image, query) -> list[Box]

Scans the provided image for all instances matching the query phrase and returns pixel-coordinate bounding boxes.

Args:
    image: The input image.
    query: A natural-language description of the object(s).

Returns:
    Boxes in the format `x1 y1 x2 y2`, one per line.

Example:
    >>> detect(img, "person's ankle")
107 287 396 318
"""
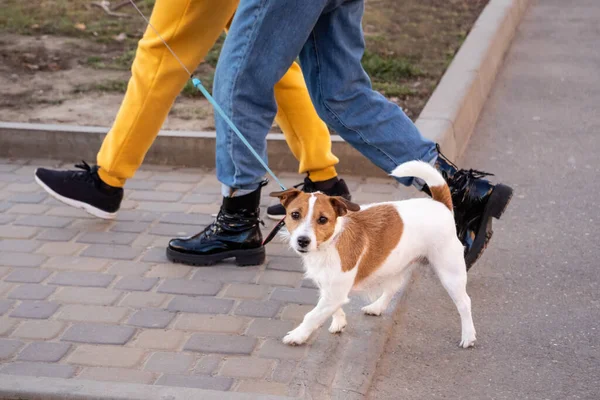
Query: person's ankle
310 176 339 191
97 168 125 191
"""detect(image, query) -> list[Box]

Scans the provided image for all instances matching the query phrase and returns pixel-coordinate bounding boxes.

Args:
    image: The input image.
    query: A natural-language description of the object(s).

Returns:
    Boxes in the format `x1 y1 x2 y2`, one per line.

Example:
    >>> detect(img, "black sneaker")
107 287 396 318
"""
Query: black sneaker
34 161 123 220
266 177 351 220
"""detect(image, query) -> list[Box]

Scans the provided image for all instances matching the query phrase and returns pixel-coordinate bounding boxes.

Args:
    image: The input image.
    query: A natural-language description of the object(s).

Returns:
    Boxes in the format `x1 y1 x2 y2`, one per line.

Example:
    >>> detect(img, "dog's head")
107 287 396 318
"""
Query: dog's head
270 189 360 254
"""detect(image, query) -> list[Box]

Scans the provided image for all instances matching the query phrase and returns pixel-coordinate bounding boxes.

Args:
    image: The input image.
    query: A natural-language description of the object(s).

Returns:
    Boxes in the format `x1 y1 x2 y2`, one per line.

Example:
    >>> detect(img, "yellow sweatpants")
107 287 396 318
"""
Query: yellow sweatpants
97 0 339 188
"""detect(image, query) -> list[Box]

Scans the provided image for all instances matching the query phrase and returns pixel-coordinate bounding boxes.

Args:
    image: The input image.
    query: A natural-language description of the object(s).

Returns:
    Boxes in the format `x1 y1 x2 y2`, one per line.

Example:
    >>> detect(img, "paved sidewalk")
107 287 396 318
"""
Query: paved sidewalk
368 0 600 398
0 160 402 397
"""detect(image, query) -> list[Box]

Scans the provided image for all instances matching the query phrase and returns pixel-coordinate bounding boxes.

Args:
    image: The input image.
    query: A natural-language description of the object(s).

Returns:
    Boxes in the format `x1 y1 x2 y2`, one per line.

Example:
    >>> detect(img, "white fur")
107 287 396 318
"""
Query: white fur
282 161 477 349
390 160 446 187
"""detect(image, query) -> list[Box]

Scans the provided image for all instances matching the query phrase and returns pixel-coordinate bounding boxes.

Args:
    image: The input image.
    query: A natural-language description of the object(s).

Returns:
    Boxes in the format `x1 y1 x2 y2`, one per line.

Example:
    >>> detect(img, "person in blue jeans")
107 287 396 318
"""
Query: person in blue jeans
167 0 513 270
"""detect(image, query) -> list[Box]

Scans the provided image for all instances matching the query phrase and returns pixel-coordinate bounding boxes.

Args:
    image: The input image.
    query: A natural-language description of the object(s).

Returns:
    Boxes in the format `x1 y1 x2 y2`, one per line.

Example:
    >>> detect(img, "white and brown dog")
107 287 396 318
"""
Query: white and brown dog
271 161 476 348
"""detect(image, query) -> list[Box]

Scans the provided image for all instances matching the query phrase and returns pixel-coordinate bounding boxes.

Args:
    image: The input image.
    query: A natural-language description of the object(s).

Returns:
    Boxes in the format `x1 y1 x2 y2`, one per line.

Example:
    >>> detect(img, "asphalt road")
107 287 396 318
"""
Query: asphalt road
367 1 600 399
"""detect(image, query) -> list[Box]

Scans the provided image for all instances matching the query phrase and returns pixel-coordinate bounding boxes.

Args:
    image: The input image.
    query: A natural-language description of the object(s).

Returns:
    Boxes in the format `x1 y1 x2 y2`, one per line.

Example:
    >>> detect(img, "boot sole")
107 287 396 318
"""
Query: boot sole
166 246 266 267
465 184 513 270
34 173 117 220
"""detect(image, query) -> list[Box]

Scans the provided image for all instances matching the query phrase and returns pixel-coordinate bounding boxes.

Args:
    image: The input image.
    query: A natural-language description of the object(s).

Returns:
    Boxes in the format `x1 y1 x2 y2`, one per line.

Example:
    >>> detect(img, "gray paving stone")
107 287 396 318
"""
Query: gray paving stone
51 287 121 306
8 193 48 204
113 210 157 222
194 354 223 375
4 269 51 283
0 202 12 213
127 310 175 328
234 300 282 318
129 190 183 202
192 267 259 283
57 305 129 324
271 287 319 305
1 362 76 378
82 245 141 260
259 339 307 360
0 339 23 359
77 367 156 385
10 301 59 319
152 172 199 183
77 232 137 245
111 222 152 233
155 182 195 192
114 276 159 291
181 193 220 204
62 323 136 345
7 204 50 215
267 259 299 275
271 360 298 383
0 299 15 315
246 319 295 338
137 202 190 213
157 279 222 296
36 228 79 242
223 283 271 300
42 256 110 272
0 239 42 253
14 215 73 228
124 180 159 190
8 284 56 300
0 252 46 268
49 271 115 288
184 334 257 355
141 247 169 263
0 226 39 239
144 352 195 374
149 223 204 237
159 213 213 225
17 342 71 362
220 357 275 379
107 261 151 276
167 296 234 315
258 270 303 287
0 215 16 225
155 374 233 391
301 279 318 289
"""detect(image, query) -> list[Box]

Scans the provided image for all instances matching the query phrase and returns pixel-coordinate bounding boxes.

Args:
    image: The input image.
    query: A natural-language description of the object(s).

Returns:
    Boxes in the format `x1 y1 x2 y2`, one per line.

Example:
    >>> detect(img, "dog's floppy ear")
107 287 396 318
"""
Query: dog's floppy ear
270 188 302 208
330 196 360 217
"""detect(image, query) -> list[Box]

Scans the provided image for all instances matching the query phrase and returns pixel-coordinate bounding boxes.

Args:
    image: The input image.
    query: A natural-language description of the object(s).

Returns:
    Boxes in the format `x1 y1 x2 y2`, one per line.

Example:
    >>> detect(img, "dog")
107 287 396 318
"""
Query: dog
270 160 476 348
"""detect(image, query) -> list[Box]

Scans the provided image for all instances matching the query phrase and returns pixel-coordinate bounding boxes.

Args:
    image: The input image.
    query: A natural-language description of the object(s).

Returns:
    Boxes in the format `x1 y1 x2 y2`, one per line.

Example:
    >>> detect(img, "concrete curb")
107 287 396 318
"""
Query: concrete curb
0 1 529 178
0 375 292 400
290 0 532 398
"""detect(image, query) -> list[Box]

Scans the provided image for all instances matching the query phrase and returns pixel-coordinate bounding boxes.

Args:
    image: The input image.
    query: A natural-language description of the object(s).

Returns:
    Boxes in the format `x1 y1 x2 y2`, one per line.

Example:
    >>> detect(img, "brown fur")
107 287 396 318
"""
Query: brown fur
429 184 453 211
336 205 404 285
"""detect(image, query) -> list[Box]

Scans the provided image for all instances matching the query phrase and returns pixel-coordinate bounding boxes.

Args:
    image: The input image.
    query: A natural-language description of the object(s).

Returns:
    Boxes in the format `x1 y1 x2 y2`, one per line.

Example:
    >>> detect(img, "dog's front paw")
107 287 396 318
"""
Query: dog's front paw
328 318 347 334
459 331 477 348
362 304 384 316
282 328 310 346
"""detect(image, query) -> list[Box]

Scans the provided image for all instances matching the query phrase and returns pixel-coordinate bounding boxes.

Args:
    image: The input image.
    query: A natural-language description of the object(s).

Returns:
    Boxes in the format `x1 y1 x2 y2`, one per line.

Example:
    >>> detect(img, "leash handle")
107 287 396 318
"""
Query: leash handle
192 78 286 191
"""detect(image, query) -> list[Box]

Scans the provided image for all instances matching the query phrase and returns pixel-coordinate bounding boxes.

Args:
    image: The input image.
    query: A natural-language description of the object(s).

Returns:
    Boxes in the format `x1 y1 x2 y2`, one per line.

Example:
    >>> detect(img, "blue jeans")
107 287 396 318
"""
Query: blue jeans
214 0 438 195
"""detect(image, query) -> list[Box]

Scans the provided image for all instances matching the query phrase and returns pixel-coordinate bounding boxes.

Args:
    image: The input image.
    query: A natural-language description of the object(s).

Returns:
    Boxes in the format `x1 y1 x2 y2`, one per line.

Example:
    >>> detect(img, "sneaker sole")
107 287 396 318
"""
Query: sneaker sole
266 212 285 221
34 174 117 220
465 184 513 270
166 246 266 267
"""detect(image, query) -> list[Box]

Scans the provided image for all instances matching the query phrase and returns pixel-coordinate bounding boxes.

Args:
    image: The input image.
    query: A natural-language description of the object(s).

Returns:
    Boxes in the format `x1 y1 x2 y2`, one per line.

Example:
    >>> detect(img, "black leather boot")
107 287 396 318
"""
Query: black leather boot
425 146 513 269
166 185 266 266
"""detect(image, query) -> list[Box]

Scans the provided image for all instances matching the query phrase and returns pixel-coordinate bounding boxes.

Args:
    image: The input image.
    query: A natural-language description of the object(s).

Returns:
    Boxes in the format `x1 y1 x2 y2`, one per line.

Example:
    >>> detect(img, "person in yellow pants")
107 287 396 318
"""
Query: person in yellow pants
35 0 351 221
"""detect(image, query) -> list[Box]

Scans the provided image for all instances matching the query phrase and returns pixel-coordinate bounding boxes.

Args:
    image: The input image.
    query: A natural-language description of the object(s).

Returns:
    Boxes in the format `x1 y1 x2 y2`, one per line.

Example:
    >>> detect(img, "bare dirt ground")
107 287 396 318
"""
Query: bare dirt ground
0 0 488 130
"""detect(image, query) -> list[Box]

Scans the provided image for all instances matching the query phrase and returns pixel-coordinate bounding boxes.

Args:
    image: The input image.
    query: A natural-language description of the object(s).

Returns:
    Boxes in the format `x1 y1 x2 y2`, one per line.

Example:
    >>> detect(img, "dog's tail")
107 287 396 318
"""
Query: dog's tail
390 161 452 211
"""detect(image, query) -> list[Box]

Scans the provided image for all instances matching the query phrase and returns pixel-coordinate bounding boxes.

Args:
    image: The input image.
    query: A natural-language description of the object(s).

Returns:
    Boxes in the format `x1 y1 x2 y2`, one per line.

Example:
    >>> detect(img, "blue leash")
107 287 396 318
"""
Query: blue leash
128 0 286 191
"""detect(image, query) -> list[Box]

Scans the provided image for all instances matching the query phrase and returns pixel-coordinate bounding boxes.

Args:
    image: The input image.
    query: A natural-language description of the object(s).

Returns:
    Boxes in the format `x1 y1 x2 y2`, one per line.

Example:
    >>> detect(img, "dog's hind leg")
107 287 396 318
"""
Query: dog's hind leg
362 269 412 316
328 307 347 333
428 240 477 348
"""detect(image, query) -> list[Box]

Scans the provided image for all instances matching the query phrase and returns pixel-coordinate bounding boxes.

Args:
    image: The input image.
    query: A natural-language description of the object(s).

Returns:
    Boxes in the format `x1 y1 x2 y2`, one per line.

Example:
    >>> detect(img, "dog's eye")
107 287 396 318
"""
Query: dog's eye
290 211 301 220
317 216 328 225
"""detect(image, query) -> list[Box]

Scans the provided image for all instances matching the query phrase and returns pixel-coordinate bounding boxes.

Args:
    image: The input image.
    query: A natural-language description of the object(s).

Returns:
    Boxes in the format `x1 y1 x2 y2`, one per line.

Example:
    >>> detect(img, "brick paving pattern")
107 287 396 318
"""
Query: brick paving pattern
0 158 399 396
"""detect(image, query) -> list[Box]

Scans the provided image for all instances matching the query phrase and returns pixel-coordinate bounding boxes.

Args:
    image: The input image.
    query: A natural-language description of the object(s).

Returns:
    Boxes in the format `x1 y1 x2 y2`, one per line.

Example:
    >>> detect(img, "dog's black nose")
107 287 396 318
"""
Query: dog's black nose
297 236 311 248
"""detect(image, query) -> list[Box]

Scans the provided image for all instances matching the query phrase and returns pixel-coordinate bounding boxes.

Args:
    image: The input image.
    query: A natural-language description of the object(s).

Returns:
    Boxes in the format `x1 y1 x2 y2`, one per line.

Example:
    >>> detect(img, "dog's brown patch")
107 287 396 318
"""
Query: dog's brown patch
280 191 312 232
336 205 404 285
429 184 453 211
